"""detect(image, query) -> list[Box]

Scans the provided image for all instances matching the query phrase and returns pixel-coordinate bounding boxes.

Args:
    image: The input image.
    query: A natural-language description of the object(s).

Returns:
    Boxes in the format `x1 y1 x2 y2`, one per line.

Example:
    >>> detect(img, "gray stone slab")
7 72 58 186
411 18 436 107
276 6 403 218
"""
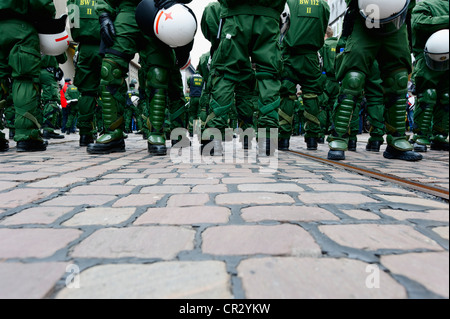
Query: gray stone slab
55 261 232 299
202 224 321 257
381 252 449 298
71 226 195 259
376 195 449 209
216 193 295 205
241 206 339 222
62 207 136 226
0 229 82 258
1 206 74 225
134 207 230 225
0 188 59 208
167 194 210 207
112 194 164 207
0 262 68 299
68 185 135 195
432 226 449 240
238 257 407 299
42 195 117 206
380 209 449 222
238 183 304 192
319 224 443 251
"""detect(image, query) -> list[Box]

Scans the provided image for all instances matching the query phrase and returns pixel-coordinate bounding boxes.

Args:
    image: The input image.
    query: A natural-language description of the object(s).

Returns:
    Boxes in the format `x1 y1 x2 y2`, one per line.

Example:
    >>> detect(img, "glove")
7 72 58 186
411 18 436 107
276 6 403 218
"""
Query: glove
154 0 177 9
99 13 116 47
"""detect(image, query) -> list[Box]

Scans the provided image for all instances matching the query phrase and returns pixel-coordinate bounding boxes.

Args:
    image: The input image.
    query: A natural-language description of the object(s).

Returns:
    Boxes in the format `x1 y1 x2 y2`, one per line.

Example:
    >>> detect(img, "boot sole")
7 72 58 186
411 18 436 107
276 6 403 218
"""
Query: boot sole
86 147 125 155
328 150 345 160
86 140 126 154
383 146 423 161
148 144 167 156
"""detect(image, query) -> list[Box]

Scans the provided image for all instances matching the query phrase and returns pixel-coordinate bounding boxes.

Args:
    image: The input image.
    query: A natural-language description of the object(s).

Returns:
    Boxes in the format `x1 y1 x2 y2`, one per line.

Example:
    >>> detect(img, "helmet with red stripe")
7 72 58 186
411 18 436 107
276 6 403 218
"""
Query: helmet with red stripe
38 15 70 56
136 0 197 48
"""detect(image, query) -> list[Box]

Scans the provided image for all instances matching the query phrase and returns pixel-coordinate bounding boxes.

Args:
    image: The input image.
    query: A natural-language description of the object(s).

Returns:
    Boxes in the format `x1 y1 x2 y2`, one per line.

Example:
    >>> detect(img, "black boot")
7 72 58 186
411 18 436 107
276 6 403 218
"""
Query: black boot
43 130 65 139
87 138 125 154
80 134 95 147
366 140 382 152
278 137 290 151
148 143 167 156
430 140 449 151
0 138 9 152
348 140 357 152
305 137 318 150
201 139 223 156
258 138 276 156
16 139 48 152
383 145 423 161
243 136 251 150
413 142 428 152
328 150 345 160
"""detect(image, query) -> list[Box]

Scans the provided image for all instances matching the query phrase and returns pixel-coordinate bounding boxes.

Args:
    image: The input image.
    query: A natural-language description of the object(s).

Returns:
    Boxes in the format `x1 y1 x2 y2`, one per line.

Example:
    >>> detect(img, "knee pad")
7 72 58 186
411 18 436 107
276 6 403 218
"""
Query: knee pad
147 67 169 90
384 69 409 95
341 71 365 96
418 89 437 106
439 91 449 108
101 59 125 87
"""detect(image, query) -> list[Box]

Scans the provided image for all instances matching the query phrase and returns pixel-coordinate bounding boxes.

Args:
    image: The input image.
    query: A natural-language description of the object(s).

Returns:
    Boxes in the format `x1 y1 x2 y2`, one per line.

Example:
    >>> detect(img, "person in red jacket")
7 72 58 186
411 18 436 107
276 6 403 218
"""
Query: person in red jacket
60 78 71 133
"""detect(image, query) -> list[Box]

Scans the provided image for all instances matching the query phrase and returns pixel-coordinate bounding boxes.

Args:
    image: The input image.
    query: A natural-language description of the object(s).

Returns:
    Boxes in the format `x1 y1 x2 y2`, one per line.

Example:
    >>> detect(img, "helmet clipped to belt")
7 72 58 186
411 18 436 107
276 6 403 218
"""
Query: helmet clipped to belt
358 0 410 35
424 29 449 72
37 14 70 56
136 0 197 48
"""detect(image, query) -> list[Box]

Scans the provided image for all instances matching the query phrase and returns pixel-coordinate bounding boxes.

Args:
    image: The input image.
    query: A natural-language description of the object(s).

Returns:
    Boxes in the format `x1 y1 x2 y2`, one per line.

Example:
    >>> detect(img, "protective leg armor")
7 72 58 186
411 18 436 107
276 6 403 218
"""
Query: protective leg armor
146 66 169 155
328 71 365 159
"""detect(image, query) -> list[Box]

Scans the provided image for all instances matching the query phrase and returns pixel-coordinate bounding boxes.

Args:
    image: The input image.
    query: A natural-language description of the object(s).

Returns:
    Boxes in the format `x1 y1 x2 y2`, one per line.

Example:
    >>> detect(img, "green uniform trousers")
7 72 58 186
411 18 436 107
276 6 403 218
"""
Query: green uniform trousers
0 19 43 142
280 52 323 139
40 68 60 132
100 9 176 139
74 43 102 135
412 57 449 144
365 61 385 143
209 14 282 136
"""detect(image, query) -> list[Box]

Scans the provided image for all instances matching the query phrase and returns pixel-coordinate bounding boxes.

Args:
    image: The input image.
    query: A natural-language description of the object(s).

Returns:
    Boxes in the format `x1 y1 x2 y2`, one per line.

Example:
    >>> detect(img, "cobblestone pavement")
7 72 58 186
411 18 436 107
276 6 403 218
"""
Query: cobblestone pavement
0 131 448 299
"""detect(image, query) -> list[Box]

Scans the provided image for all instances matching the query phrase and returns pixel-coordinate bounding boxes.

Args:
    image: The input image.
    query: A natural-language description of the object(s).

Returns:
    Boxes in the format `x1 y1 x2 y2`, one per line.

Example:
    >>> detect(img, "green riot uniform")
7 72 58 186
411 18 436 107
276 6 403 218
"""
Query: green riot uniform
206 0 286 156
167 61 189 145
40 54 66 139
137 51 150 139
197 52 212 130
279 0 330 151
364 60 386 151
328 0 422 162
64 83 81 134
187 73 204 135
87 0 192 155
0 0 56 152
201 1 259 151
318 35 339 142
410 0 449 152
68 0 104 146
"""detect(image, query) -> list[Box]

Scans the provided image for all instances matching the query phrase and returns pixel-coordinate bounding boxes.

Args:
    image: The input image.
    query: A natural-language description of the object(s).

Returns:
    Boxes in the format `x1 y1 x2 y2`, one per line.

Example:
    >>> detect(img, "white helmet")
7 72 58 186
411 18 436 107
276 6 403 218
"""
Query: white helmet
131 95 140 107
424 29 449 71
153 4 197 48
358 0 410 34
38 15 70 56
